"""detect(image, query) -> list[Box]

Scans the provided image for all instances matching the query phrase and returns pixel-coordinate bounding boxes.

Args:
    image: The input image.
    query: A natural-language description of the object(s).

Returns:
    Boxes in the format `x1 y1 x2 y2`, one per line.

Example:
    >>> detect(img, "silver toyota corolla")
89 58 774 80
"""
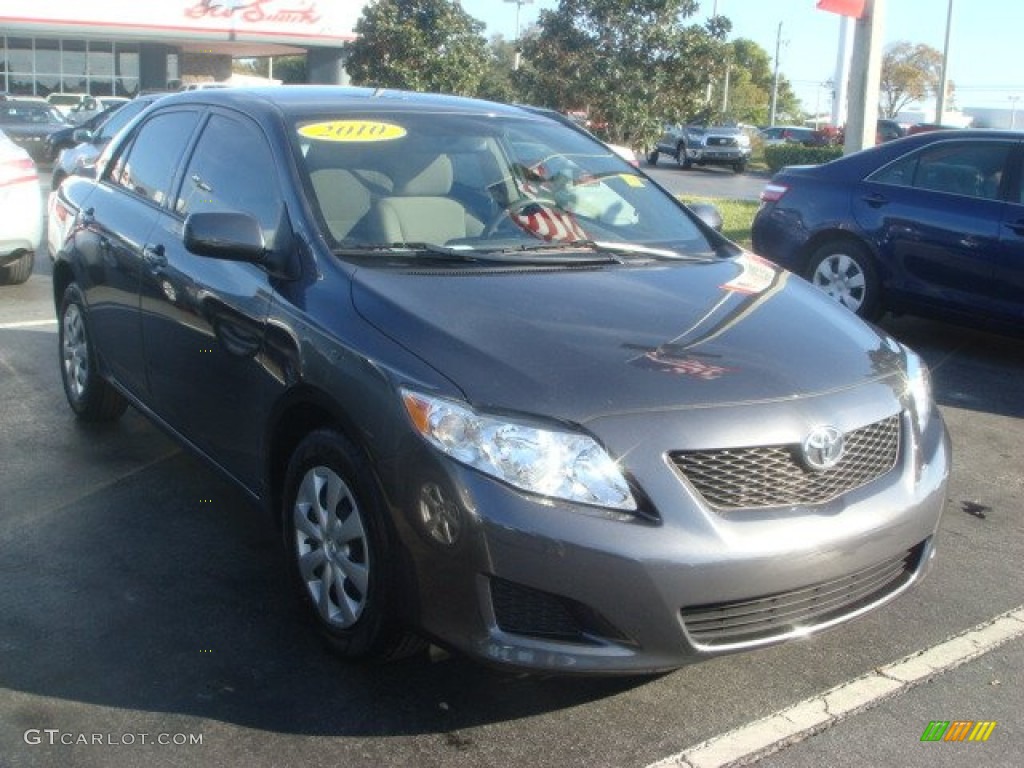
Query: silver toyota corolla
49 87 949 673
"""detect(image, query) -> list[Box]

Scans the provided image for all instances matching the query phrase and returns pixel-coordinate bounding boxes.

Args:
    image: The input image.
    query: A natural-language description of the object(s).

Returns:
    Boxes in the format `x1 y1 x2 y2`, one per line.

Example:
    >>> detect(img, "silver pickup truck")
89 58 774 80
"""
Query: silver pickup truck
649 124 751 173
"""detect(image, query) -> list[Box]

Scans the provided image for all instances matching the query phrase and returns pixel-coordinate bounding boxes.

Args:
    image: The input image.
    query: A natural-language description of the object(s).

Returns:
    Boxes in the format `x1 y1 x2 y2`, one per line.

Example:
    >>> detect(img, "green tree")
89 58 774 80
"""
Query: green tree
476 35 521 104
718 38 800 125
516 0 731 150
345 0 489 95
879 41 942 118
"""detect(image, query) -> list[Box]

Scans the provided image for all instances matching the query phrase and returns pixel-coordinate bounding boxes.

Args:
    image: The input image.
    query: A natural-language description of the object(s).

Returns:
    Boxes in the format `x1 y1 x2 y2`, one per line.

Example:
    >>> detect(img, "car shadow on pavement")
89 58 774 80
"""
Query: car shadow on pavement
0 400 650 739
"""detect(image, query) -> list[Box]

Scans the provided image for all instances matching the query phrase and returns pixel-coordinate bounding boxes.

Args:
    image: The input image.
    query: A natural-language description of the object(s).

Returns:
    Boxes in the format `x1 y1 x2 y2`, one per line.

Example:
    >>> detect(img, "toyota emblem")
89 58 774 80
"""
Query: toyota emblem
802 426 845 470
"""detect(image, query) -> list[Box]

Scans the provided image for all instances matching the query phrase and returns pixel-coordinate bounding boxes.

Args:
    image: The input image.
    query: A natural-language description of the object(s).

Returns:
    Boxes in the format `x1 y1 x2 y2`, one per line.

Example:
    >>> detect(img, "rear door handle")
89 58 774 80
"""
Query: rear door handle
142 243 167 268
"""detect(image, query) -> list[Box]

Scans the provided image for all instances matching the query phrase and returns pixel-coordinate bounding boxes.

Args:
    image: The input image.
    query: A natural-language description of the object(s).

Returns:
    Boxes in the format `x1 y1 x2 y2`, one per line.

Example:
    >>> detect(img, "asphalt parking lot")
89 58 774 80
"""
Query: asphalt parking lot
1 179 1022 767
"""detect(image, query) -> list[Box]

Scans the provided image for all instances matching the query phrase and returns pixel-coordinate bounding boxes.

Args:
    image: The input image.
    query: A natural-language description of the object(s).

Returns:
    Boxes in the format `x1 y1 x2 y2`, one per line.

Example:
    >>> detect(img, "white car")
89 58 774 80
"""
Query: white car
45 92 90 119
0 130 43 284
66 95 130 125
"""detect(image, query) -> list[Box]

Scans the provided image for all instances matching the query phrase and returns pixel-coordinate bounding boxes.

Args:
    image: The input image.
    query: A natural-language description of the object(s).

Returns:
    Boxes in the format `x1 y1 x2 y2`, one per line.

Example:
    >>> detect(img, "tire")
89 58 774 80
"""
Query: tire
58 284 129 421
676 145 691 170
0 251 34 285
282 428 425 662
647 150 659 166
732 161 747 174
804 239 882 321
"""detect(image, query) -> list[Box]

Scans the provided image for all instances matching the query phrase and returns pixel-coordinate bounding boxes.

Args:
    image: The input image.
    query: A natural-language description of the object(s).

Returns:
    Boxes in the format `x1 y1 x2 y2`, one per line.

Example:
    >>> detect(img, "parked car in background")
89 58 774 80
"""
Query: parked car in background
45 92 90 119
759 125 815 146
49 86 948 674
44 103 124 161
876 118 906 143
649 123 752 173
50 92 164 189
0 100 71 162
0 130 43 284
66 95 130 125
752 129 1023 334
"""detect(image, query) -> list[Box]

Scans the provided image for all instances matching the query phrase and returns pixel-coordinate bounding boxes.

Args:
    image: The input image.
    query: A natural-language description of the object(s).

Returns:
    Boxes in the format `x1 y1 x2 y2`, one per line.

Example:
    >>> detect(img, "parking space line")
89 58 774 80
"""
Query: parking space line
646 605 1024 768
0 318 58 330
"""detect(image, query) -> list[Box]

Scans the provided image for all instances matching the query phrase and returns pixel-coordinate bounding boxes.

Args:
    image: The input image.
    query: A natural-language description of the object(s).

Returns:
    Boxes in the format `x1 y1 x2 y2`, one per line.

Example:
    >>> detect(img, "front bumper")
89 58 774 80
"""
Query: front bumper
687 147 750 164
391 386 950 674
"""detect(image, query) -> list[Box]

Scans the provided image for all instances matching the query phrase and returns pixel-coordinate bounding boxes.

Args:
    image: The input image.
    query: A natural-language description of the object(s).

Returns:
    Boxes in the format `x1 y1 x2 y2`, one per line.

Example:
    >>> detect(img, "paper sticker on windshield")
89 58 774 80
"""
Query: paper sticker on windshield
619 174 645 188
298 121 407 143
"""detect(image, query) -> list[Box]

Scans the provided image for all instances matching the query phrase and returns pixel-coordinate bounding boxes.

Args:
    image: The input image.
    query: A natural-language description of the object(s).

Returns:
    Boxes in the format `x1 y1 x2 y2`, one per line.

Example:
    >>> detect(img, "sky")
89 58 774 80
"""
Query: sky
459 0 1024 116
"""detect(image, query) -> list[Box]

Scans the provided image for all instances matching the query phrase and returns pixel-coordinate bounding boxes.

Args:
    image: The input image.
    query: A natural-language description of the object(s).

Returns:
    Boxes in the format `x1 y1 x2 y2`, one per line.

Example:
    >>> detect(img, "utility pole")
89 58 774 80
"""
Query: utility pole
504 0 534 70
769 21 783 126
843 0 886 153
935 0 954 123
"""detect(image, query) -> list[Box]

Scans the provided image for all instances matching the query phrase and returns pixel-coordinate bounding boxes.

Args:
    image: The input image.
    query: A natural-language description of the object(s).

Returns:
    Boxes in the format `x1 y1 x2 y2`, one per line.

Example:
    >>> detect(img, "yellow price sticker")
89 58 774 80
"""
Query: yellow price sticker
620 174 645 187
298 120 407 143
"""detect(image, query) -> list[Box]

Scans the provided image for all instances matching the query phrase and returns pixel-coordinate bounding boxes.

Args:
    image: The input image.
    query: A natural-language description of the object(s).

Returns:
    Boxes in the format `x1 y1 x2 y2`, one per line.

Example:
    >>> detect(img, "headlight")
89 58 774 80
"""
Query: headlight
903 346 933 432
401 389 637 511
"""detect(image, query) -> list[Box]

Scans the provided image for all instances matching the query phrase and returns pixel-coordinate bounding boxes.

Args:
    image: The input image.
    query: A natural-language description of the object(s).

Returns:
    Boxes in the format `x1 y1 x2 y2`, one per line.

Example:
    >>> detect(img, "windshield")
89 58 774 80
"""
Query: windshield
291 111 723 261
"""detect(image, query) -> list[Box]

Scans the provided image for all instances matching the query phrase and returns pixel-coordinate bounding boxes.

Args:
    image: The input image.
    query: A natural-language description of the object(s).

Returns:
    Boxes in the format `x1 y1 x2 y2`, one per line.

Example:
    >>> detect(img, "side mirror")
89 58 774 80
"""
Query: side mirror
688 202 724 232
72 128 94 143
184 211 265 262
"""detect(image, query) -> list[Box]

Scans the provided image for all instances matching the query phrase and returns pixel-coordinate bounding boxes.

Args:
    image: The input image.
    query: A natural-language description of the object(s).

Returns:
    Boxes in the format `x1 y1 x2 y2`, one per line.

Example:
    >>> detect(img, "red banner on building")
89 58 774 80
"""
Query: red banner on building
816 0 866 18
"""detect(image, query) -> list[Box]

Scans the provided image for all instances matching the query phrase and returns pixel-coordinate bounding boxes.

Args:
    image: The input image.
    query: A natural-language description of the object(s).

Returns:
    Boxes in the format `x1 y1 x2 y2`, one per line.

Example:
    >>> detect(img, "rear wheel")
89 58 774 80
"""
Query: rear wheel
58 284 129 421
676 145 691 169
282 429 425 661
732 160 747 174
0 251 34 285
805 240 882 321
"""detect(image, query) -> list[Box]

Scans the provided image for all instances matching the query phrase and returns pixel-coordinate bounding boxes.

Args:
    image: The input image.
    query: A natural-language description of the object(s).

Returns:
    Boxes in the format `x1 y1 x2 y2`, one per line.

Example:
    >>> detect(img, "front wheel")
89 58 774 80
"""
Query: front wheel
647 150 659 166
805 240 882 321
282 429 424 661
676 146 691 169
732 161 747 174
58 284 128 421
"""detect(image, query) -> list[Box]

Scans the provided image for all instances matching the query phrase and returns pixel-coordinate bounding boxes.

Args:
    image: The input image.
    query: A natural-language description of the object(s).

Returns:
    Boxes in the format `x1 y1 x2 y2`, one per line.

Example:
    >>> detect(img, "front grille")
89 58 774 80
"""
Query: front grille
670 415 900 510
681 542 925 649
707 136 738 147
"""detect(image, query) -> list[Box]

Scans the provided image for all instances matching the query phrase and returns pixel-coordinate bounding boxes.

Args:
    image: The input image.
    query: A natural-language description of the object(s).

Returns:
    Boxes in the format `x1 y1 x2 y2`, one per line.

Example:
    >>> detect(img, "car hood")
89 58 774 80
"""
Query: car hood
351 253 903 423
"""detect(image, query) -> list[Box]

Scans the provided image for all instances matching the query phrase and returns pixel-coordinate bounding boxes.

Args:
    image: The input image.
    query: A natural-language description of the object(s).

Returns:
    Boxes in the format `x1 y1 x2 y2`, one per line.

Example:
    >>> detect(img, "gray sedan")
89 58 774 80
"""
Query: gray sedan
48 87 949 674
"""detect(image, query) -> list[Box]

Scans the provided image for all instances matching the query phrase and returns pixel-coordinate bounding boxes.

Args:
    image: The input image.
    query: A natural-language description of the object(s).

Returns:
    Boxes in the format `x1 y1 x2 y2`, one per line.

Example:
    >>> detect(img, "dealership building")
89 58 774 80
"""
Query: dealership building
0 0 366 96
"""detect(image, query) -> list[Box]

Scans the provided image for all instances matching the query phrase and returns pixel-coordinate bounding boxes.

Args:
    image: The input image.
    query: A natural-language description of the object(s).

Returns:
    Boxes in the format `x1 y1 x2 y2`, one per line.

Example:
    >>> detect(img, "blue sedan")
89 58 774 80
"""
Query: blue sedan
752 130 1024 332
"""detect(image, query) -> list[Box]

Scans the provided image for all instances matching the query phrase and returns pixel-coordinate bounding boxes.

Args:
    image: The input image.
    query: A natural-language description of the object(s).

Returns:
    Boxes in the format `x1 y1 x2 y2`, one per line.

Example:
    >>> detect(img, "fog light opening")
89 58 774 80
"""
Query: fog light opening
418 482 462 546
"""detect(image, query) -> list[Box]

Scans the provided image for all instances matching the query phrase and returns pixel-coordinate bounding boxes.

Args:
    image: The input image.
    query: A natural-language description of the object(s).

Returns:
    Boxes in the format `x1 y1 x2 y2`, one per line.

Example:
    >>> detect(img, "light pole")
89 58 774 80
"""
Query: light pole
935 0 954 123
504 0 534 70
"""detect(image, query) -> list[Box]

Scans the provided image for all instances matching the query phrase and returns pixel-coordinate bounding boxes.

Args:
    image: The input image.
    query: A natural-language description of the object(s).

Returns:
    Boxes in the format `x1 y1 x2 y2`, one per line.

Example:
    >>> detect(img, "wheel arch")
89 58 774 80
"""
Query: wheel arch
264 385 380 531
796 227 878 277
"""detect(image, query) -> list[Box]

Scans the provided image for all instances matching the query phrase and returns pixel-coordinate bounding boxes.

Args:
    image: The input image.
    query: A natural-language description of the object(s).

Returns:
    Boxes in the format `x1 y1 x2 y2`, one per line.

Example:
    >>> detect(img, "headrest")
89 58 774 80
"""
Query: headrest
393 154 453 196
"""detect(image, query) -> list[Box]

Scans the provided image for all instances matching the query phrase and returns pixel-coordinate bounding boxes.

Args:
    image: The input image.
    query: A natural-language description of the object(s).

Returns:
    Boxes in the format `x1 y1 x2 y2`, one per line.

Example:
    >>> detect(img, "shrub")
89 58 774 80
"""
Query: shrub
763 145 844 173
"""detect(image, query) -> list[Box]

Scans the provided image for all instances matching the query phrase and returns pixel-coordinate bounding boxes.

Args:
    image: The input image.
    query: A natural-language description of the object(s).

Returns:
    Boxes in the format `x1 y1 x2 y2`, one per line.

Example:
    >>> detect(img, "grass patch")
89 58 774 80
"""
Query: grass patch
681 197 759 248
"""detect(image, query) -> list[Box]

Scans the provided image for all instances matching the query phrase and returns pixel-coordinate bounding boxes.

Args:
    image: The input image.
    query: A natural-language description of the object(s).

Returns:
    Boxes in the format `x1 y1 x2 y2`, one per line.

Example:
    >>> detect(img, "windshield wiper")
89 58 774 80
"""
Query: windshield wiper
332 241 617 266
486 239 716 262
